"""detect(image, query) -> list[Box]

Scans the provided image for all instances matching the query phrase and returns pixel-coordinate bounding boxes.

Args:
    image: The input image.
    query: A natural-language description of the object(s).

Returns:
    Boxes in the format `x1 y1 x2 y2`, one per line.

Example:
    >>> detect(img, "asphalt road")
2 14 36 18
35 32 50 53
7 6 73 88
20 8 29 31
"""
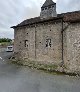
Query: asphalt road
0 50 80 92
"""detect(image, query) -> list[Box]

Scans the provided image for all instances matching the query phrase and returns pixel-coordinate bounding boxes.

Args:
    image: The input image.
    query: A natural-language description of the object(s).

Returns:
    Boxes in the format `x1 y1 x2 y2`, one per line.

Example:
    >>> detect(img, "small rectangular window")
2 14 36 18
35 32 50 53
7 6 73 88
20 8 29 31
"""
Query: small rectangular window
46 39 51 47
24 40 28 48
42 8 44 11
52 5 54 8
45 7 47 10
48 6 51 9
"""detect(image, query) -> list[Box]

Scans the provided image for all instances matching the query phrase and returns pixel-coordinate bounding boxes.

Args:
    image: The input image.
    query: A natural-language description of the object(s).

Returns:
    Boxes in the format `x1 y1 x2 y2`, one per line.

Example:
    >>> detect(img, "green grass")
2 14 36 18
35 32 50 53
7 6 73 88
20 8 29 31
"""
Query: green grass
10 59 79 77
0 42 12 47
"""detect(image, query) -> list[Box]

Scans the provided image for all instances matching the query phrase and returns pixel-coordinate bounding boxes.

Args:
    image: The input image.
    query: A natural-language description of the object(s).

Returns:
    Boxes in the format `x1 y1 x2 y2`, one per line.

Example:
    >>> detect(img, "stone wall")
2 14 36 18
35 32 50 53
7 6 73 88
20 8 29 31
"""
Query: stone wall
64 23 80 73
14 20 62 66
40 4 57 19
14 19 80 74
35 21 62 64
14 26 35 60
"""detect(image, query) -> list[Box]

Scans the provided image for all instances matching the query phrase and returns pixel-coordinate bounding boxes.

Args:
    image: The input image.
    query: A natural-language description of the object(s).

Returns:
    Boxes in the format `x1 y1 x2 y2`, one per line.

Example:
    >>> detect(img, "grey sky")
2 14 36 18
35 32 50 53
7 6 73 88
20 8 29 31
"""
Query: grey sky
0 0 80 39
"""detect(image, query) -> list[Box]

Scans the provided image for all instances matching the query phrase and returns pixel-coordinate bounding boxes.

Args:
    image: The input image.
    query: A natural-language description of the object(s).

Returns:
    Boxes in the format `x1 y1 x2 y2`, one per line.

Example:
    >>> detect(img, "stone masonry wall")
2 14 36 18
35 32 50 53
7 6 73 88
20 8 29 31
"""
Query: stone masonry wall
14 20 62 66
14 26 35 60
64 23 80 73
35 22 62 64
40 5 57 19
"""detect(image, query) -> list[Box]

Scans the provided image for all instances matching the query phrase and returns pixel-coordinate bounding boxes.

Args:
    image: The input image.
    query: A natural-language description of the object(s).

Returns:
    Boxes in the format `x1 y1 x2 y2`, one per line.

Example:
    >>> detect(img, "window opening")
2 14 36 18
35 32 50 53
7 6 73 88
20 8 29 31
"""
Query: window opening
46 39 51 47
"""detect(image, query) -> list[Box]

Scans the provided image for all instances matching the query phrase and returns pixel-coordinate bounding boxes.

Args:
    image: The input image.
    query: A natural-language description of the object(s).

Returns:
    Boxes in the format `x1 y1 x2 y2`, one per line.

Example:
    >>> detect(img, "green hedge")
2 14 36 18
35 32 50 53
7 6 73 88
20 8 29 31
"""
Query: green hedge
0 38 12 43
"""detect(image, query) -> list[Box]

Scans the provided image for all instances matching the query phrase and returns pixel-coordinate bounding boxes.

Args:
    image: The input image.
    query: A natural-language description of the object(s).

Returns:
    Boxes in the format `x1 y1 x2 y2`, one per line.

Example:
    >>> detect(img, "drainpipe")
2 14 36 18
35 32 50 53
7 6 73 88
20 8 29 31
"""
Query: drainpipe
35 24 37 59
61 18 64 66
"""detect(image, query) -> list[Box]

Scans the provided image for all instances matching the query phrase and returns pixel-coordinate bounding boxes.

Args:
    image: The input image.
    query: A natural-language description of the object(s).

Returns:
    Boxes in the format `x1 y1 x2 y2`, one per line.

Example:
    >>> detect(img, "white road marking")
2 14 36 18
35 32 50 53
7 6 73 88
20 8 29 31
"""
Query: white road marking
0 57 2 60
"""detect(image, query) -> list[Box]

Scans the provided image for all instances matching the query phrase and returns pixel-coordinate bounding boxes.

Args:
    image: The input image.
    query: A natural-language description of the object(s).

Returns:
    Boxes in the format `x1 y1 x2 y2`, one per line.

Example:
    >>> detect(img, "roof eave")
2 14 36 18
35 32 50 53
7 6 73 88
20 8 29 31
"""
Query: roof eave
12 17 63 28
11 26 17 29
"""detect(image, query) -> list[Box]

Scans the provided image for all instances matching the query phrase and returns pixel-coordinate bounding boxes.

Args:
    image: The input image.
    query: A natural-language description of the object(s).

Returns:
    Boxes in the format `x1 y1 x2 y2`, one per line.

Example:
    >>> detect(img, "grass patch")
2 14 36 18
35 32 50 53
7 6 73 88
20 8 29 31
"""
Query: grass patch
0 42 12 48
10 59 79 77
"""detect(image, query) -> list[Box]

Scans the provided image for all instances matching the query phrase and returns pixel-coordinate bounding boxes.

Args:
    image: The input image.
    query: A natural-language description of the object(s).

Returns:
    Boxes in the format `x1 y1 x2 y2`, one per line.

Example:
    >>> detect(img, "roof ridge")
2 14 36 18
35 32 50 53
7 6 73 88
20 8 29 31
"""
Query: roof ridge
58 10 80 15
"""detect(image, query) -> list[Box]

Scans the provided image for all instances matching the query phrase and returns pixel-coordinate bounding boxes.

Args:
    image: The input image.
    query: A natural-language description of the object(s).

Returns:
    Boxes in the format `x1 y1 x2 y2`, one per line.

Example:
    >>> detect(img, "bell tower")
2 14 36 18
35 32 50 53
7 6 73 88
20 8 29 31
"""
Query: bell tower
40 0 57 19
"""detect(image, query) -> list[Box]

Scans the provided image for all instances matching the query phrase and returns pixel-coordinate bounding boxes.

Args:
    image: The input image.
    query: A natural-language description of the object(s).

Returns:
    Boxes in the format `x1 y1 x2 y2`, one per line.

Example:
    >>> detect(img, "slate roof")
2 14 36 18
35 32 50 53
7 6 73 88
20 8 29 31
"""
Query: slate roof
41 0 56 8
11 10 80 28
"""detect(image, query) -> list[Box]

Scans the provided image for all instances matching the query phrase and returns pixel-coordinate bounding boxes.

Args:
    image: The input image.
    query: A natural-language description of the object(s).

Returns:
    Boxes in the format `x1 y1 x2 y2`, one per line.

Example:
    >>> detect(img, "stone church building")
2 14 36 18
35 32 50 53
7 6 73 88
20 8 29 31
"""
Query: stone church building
12 0 80 73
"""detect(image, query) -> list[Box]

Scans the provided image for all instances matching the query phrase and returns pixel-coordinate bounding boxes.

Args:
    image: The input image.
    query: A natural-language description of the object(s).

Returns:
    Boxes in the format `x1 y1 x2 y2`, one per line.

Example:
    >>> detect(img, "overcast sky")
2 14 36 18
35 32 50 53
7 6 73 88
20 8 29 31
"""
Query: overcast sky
0 0 80 39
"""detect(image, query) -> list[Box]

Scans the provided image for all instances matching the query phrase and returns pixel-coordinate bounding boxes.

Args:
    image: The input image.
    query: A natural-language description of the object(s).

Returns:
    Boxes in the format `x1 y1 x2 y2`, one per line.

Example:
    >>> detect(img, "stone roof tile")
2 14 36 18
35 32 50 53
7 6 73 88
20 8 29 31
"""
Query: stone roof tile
63 11 80 22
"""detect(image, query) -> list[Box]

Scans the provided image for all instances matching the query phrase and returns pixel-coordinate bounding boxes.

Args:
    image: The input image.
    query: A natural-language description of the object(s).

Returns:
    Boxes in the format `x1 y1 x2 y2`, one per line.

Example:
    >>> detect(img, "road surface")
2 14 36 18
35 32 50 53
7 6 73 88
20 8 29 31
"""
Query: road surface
0 50 80 92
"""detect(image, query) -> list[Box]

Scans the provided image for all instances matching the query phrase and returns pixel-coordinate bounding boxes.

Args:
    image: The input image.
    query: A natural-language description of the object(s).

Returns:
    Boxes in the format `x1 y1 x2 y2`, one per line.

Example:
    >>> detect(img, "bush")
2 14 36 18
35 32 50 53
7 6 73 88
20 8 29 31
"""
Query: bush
0 38 12 43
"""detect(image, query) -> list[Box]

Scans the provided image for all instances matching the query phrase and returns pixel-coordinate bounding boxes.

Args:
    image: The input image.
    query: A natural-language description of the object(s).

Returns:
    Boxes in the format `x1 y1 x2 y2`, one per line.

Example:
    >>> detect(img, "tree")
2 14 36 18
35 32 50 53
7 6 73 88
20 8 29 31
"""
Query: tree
0 38 12 43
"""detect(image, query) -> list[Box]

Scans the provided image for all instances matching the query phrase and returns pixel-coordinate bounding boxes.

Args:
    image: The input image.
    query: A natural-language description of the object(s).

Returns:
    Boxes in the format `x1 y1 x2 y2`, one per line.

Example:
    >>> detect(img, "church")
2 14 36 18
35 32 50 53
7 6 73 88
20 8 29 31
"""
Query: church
12 0 80 74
